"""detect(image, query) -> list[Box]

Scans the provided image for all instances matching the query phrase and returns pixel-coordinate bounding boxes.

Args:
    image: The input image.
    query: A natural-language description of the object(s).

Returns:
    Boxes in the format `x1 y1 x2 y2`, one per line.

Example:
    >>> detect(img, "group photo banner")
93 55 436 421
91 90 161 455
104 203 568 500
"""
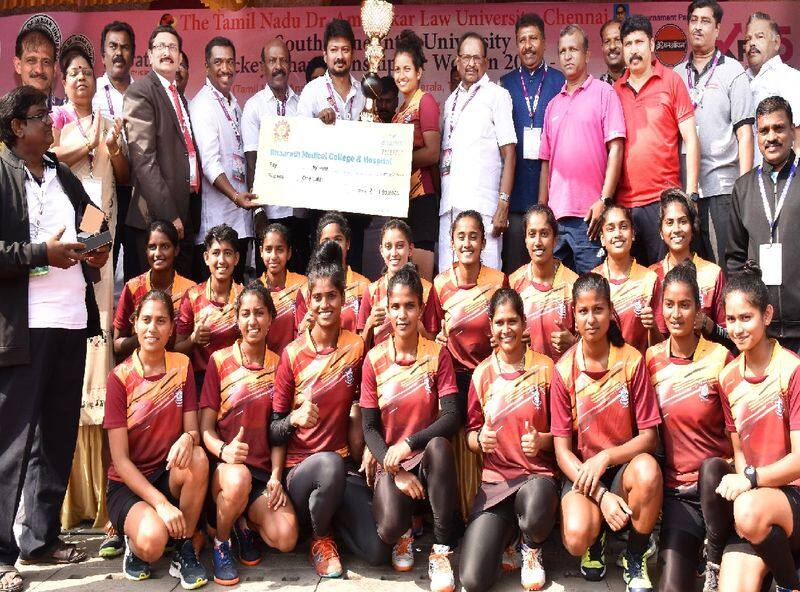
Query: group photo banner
0 1 797 105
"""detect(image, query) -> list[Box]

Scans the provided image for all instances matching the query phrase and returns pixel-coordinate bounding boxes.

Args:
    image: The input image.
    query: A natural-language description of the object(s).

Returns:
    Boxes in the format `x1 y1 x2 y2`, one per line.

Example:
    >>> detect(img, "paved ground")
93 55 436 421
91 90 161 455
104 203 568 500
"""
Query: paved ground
17 531 639 592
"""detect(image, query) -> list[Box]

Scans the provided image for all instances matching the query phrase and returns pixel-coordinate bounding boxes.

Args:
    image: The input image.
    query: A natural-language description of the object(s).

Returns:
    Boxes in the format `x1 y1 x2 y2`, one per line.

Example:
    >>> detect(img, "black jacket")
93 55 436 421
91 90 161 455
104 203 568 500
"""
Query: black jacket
0 146 101 367
727 150 800 339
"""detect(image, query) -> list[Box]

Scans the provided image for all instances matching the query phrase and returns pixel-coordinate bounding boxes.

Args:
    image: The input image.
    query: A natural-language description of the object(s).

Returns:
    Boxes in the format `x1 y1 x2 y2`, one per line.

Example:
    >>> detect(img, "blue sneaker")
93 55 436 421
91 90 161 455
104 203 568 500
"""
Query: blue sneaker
622 549 653 592
168 538 208 590
122 537 150 581
232 520 262 566
212 540 240 586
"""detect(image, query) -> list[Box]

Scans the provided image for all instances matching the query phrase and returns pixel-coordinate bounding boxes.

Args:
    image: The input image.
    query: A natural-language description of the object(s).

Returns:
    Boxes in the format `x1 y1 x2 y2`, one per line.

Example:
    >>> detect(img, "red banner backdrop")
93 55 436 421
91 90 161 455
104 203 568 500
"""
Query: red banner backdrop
0 1 796 104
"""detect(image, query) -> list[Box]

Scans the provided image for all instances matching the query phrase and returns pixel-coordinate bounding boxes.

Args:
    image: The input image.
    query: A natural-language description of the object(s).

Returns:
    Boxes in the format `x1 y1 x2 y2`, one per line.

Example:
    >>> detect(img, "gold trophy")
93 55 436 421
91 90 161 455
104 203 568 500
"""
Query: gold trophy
360 0 394 122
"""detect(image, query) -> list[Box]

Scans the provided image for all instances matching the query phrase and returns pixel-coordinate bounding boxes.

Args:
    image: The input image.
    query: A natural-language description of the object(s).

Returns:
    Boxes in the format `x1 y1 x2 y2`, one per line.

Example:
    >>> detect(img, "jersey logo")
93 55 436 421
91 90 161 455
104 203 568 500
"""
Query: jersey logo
424 373 433 394
532 385 542 409
699 383 709 402
557 300 567 322
776 395 785 418
632 298 644 317
618 384 630 408
351 297 360 316
175 388 184 407
344 367 354 386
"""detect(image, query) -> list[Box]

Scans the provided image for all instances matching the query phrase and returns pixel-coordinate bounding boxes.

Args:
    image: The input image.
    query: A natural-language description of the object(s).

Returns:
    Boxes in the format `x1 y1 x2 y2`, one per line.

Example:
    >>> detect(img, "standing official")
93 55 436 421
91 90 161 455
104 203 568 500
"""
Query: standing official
599 19 625 85
123 25 201 279
499 14 563 274
440 32 516 272
93 20 137 280
677 0 754 266
615 15 699 266
727 96 800 352
189 37 256 283
14 19 62 109
539 25 625 274
242 38 307 274
744 12 800 163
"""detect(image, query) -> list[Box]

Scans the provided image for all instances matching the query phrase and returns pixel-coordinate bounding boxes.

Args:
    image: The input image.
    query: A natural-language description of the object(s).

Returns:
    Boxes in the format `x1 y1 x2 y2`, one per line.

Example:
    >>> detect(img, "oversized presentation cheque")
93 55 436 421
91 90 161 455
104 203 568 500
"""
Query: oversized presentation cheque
252 116 414 217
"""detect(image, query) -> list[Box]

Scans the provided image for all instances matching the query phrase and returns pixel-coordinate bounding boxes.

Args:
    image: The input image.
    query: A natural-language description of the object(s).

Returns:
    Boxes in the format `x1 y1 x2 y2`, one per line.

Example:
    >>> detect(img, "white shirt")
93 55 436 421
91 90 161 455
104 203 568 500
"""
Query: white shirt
747 55 800 165
92 72 133 119
25 160 87 329
439 74 517 217
189 80 253 244
297 70 365 121
155 71 195 140
242 85 299 219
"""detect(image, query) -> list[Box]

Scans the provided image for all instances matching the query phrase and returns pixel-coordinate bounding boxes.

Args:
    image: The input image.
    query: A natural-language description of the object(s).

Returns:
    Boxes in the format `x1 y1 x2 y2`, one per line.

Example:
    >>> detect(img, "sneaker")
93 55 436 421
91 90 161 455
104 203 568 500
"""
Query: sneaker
622 550 653 592
232 520 262 566
310 536 343 578
521 544 546 591
501 541 521 572
392 531 414 572
169 538 209 590
122 537 151 581
212 540 239 586
580 531 606 581
412 514 425 538
428 544 455 592
616 533 658 568
702 562 720 592
99 534 124 559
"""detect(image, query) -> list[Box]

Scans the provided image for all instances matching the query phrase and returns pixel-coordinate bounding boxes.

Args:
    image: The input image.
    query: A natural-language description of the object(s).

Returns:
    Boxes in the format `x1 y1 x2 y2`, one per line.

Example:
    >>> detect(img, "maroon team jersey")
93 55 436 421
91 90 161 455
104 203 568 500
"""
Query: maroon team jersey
509 262 578 362
104 351 197 481
294 267 369 334
650 253 726 335
422 265 508 373
176 281 244 372
550 342 661 462
357 274 432 348
273 329 365 467
720 341 800 486
262 271 306 354
647 338 733 488
594 261 658 355
360 336 457 446
467 349 557 482
201 342 279 477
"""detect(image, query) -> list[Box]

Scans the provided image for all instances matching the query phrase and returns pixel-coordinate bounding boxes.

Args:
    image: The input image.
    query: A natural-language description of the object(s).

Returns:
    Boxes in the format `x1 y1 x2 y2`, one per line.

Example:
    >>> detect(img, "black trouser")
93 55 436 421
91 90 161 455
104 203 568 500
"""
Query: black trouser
0 329 86 565
285 452 390 565
698 195 731 268
502 212 529 276
630 201 667 267
114 186 140 282
459 475 560 592
131 226 196 282
373 437 461 547
192 238 251 285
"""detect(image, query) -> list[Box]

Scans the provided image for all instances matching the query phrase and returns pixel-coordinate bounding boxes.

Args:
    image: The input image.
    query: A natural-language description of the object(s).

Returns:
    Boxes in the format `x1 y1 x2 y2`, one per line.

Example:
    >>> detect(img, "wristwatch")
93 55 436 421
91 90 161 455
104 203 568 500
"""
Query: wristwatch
689 192 700 202
600 196 613 208
744 465 758 489
498 192 510 203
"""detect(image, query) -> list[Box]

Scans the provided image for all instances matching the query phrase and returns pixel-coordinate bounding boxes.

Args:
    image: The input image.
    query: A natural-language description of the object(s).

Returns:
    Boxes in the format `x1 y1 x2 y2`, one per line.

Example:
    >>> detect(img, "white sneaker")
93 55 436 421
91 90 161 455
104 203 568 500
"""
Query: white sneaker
502 541 521 572
428 544 454 592
392 530 414 572
521 544 546 591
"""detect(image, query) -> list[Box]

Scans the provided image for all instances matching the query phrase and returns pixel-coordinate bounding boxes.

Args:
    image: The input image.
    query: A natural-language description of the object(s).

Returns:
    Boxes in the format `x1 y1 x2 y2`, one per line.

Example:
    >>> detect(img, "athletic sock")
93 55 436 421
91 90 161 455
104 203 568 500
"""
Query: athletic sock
627 527 650 556
752 525 800 589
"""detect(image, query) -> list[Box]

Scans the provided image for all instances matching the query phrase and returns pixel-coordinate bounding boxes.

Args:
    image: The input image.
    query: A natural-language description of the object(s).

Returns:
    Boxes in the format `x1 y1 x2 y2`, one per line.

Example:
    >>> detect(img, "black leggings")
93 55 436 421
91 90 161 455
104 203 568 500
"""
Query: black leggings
459 476 559 592
373 437 461 547
657 529 703 592
285 452 390 566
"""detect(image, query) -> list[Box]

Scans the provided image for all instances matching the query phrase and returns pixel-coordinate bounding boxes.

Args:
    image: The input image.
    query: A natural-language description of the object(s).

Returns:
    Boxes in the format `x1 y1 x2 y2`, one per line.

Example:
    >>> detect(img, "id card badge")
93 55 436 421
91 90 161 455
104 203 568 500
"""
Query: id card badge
81 176 103 208
440 148 452 177
232 153 246 185
523 127 542 160
760 243 783 286
188 153 199 191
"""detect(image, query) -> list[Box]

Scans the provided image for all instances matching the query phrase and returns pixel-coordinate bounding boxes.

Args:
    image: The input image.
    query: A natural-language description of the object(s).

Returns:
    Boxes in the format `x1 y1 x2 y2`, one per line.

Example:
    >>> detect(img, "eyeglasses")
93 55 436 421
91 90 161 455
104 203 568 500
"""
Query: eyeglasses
23 111 51 123
458 54 484 65
66 67 94 79
151 42 179 53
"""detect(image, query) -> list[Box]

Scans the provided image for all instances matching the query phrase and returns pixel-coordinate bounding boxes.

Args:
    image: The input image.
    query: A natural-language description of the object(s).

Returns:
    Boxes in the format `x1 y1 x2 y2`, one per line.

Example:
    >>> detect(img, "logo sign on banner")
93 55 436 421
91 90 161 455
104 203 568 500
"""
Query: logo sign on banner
251 116 414 217
0 2 796 105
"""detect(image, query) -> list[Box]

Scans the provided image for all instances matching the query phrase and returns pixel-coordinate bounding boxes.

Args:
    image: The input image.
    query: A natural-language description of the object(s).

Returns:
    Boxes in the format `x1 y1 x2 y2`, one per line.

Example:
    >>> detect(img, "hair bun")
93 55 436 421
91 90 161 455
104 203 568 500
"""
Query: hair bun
741 260 763 279
312 239 343 269
673 258 697 277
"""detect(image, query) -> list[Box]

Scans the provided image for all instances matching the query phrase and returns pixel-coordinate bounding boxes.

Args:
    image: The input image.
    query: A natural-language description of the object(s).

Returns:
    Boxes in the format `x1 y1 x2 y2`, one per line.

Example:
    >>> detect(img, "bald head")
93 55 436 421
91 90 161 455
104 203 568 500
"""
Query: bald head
262 38 291 94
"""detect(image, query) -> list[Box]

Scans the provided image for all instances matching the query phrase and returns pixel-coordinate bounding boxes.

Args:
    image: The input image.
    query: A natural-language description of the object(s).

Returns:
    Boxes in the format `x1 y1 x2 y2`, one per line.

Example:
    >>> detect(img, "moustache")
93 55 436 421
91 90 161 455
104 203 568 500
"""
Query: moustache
29 72 47 79
334 60 346 66
765 141 783 149
271 69 286 77
112 56 126 65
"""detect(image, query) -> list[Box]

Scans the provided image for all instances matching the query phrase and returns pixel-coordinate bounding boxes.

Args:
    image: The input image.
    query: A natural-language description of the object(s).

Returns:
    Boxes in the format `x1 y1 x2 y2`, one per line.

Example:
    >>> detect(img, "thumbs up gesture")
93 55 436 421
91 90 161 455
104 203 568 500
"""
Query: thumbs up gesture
192 314 212 346
638 297 655 330
290 397 319 429
478 419 497 454
521 421 541 459
550 315 575 354
435 319 448 346
223 426 249 464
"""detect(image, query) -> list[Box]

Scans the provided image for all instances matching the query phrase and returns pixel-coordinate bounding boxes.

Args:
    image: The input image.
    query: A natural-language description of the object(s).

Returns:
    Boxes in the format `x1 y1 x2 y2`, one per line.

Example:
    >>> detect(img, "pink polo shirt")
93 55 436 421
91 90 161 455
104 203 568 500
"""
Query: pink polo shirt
540 75 626 220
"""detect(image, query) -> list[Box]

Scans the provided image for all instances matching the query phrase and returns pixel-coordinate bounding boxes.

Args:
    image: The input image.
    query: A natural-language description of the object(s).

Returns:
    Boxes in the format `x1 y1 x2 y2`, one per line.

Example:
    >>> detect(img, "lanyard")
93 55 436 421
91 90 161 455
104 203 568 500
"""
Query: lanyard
325 81 354 120
276 99 286 117
446 84 481 144
687 51 719 108
758 155 799 241
210 85 242 150
104 85 115 117
73 109 95 175
519 63 547 127
24 166 48 240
